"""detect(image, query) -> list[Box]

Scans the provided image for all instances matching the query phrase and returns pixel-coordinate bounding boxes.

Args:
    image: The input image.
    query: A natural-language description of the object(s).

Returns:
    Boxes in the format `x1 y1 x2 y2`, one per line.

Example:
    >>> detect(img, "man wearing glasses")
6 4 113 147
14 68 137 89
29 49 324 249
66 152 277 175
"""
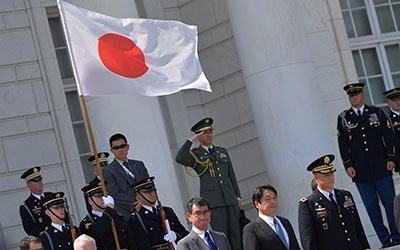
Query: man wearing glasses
19 167 52 236
103 133 149 221
177 197 231 250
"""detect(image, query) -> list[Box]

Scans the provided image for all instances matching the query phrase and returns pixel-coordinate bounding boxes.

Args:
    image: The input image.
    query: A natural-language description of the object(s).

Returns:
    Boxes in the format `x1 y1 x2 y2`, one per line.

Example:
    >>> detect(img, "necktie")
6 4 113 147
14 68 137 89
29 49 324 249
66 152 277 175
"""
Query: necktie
152 206 159 215
122 161 135 179
205 232 218 250
62 225 67 232
329 193 338 207
273 218 289 249
357 109 362 116
209 148 216 157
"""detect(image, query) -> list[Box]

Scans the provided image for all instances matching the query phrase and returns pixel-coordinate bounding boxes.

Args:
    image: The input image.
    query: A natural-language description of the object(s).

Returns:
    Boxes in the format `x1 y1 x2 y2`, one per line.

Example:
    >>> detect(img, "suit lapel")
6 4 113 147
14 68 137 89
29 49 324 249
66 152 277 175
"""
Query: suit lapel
112 159 135 184
189 231 209 250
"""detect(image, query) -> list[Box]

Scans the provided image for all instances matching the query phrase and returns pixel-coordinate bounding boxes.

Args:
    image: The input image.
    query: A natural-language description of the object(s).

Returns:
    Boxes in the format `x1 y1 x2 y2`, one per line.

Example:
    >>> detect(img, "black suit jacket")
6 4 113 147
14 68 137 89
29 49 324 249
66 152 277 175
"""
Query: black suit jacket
298 188 370 250
337 105 395 181
243 216 300 250
102 158 149 220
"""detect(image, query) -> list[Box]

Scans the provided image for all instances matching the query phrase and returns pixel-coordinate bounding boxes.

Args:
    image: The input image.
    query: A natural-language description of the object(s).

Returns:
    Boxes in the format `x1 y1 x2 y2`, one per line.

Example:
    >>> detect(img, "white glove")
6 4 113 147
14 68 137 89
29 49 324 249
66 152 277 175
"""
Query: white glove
102 195 114 208
163 231 177 242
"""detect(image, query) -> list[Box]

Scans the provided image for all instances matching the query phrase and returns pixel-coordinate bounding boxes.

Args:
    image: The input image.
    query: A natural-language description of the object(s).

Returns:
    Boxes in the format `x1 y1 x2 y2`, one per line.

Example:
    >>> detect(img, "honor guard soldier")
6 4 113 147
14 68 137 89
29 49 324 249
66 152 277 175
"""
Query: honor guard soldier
39 192 79 250
88 152 110 185
337 83 400 248
19 167 52 236
80 182 127 250
175 118 242 250
384 87 400 171
298 154 370 250
127 177 188 250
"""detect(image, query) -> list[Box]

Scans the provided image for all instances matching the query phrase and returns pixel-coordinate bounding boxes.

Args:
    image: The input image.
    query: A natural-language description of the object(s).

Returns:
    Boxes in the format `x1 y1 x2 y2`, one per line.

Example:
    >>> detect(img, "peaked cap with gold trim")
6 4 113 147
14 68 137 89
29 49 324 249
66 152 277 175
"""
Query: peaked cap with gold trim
20 167 43 182
383 87 400 99
81 182 104 197
88 152 110 166
131 176 156 193
42 192 65 208
191 118 214 134
343 82 365 95
307 154 336 174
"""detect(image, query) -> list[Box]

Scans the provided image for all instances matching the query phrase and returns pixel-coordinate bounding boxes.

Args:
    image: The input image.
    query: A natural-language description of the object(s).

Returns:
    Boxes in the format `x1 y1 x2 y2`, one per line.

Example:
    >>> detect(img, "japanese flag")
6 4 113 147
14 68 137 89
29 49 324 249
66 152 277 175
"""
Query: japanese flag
57 0 211 96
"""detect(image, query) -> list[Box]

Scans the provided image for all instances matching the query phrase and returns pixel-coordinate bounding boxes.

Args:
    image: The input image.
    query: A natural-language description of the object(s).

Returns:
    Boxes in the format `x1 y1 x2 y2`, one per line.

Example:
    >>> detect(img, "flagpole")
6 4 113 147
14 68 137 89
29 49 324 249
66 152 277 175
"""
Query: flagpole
79 95 121 250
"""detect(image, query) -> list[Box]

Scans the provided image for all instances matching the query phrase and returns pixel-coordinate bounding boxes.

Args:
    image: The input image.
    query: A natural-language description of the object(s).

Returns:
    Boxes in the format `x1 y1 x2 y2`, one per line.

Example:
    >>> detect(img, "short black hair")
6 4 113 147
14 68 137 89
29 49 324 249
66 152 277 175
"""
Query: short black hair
186 197 210 214
109 133 127 147
252 184 278 209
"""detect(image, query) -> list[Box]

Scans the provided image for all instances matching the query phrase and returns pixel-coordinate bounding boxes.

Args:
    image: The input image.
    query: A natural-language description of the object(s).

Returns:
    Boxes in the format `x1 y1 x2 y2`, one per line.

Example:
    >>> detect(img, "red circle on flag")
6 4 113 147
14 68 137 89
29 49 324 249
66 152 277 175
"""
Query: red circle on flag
98 33 148 78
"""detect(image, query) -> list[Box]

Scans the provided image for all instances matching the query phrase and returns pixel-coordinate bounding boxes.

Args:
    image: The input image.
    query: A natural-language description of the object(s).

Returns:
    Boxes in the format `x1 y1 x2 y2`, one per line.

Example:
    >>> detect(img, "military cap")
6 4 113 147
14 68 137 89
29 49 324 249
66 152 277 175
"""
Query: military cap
307 154 336 174
42 192 65 209
343 82 365 95
383 87 400 99
131 176 156 193
20 167 43 182
81 182 103 197
191 118 214 134
88 152 110 166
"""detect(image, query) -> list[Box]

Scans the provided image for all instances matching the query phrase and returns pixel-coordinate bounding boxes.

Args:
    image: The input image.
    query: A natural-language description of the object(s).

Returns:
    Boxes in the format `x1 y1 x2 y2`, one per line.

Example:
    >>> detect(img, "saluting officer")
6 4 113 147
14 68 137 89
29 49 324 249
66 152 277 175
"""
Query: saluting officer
337 83 400 248
126 177 188 250
298 154 370 250
175 118 242 250
39 192 79 250
19 167 52 236
384 87 400 171
80 182 127 250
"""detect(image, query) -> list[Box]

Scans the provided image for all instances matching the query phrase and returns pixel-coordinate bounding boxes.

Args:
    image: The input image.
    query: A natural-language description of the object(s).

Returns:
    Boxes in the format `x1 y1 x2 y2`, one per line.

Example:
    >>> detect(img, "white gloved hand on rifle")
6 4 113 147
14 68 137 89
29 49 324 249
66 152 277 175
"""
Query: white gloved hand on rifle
102 195 114 208
163 231 177 242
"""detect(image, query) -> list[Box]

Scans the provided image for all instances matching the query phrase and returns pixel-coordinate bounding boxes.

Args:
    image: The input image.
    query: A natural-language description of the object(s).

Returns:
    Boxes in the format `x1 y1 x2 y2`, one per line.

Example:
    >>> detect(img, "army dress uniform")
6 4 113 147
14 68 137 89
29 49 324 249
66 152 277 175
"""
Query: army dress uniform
19 167 52 236
384 87 400 172
39 192 78 250
298 154 370 250
127 205 188 250
80 182 127 250
175 118 242 250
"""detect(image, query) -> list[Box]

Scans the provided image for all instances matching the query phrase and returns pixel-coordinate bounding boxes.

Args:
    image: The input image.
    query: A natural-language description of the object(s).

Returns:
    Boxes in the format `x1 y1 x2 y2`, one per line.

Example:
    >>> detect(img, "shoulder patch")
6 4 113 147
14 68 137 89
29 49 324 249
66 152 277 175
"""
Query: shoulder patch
85 223 92 230
299 197 308 203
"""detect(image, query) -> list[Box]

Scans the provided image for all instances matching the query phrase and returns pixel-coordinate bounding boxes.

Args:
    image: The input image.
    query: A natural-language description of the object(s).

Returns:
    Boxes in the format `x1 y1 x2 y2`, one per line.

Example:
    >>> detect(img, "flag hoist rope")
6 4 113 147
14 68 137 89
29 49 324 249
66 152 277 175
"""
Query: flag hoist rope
80 95 121 250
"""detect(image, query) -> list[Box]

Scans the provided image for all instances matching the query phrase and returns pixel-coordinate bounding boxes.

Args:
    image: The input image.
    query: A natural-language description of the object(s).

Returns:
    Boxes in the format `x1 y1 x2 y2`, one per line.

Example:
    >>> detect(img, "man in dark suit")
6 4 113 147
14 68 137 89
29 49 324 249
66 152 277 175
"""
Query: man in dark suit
298 154 370 250
19 167 52 236
79 182 127 250
175 118 242 250
127 177 188 250
39 192 79 250
243 185 300 250
337 83 400 248
177 197 231 250
103 133 149 221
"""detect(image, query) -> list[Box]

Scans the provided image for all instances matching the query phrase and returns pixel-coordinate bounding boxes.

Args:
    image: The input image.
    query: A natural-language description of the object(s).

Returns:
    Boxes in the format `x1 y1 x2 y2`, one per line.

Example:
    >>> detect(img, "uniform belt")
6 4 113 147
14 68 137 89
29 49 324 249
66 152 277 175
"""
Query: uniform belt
152 243 170 250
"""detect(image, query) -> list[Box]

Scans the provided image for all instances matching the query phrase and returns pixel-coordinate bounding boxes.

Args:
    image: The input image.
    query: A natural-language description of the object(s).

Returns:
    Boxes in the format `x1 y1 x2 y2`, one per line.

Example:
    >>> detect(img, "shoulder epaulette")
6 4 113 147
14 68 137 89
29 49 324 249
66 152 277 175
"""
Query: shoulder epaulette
20 202 25 206
338 110 347 116
299 197 308 203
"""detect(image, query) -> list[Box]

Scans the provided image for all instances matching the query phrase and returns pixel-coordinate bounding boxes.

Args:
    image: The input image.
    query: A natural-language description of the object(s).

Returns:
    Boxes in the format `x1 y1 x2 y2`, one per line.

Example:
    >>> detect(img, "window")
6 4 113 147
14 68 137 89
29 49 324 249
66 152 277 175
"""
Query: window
46 8 93 182
340 0 400 107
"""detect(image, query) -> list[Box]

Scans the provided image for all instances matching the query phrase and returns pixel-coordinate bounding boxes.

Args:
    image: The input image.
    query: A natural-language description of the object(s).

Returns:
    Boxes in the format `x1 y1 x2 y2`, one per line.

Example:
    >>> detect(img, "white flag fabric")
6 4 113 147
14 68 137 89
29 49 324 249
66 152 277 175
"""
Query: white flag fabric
57 0 211 96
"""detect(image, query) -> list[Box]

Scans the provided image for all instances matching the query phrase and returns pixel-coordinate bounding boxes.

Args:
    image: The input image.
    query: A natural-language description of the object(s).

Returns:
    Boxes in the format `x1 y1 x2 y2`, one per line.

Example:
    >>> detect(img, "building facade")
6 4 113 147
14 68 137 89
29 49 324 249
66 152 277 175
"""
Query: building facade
1 0 400 249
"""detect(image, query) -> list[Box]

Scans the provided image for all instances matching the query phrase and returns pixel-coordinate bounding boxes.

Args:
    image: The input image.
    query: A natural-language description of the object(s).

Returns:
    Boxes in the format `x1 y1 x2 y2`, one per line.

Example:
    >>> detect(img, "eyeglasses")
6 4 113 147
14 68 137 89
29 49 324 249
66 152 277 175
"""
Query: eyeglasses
191 209 211 217
111 143 128 150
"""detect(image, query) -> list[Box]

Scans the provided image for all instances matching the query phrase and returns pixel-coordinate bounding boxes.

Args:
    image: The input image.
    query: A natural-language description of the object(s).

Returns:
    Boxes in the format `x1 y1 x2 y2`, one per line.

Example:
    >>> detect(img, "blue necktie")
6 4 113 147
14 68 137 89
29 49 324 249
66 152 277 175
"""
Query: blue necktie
274 218 288 249
205 232 217 250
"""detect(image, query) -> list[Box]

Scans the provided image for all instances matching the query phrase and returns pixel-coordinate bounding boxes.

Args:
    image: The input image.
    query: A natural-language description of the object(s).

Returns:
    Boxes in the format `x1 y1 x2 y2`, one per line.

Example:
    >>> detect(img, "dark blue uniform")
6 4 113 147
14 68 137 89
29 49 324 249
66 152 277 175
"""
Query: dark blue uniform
19 192 52 236
39 224 77 250
298 189 370 250
79 207 127 250
127 206 188 250
387 111 400 172
337 105 400 244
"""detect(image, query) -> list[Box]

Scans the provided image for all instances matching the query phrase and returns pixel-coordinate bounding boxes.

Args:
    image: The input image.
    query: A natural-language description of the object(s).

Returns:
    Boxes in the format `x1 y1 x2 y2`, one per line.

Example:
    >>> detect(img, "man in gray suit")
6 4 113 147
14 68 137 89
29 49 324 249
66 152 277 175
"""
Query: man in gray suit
103 133 149 221
243 185 300 250
175 118 242 250
177 197 231 250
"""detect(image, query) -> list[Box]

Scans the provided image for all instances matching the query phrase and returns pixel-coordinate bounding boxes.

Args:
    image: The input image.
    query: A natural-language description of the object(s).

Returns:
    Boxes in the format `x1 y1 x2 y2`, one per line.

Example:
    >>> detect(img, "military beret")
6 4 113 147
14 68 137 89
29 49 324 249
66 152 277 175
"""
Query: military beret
42 192 65 209
131 176 156 193
383 87 400 99
191 118 214 134
343 83 365 95
20 167 43 182
88 152 110 166
307 154 336 174
81 182 103 197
